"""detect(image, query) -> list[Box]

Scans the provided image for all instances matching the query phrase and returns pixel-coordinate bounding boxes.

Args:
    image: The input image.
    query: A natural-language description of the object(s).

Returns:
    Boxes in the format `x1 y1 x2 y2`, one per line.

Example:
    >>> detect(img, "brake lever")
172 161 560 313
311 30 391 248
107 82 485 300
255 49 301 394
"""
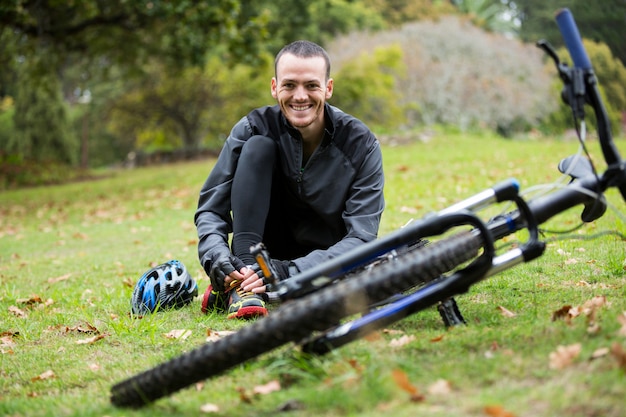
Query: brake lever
558 155 594 180
537 39 586 120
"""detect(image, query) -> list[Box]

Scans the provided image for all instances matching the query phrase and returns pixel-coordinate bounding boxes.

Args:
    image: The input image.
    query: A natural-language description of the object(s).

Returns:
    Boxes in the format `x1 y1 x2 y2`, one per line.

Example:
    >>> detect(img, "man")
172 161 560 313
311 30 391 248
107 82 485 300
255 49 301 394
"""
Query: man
195 40 385 319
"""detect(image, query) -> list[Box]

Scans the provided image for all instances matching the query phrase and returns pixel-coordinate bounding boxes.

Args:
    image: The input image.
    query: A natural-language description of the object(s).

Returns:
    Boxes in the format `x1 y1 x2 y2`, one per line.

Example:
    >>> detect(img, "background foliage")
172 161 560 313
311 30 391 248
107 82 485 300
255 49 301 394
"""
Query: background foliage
0 0 625 188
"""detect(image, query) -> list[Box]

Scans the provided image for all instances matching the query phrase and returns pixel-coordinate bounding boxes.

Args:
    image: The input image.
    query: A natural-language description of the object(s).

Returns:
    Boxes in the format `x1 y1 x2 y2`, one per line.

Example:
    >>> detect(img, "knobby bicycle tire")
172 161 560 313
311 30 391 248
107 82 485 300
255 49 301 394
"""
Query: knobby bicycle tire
110 230 482 408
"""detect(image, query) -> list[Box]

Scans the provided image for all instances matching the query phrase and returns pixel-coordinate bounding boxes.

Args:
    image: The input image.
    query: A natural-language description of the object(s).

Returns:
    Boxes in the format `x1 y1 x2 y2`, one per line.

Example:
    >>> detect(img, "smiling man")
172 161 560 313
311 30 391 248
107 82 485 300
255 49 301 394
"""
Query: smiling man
195 40 385 320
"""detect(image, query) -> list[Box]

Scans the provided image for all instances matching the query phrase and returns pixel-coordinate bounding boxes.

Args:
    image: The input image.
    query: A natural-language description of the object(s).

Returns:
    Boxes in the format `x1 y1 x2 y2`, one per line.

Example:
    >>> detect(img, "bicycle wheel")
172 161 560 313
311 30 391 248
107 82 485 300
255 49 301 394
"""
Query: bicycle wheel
111 230 482 408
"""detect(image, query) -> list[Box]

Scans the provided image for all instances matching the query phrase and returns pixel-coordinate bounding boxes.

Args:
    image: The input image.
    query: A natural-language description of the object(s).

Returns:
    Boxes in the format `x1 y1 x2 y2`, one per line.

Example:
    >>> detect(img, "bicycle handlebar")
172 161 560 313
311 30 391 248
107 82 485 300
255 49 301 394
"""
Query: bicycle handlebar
553 8 626 202
555 9 591 70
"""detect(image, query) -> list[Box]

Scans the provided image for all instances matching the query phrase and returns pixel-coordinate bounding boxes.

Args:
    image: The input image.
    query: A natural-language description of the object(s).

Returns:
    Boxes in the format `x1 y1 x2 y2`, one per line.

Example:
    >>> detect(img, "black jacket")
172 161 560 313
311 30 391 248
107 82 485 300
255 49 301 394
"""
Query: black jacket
195 103 385 272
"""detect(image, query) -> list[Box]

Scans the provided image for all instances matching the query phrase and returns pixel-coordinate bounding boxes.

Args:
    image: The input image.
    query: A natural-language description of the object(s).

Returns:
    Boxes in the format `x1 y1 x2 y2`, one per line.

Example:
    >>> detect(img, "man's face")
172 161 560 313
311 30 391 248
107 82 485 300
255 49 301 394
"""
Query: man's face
271 53 333 131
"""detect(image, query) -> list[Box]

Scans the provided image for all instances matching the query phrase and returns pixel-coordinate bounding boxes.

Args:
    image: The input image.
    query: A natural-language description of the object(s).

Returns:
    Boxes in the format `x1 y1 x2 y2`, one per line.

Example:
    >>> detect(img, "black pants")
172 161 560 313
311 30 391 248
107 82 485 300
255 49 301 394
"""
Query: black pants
231 135 304 264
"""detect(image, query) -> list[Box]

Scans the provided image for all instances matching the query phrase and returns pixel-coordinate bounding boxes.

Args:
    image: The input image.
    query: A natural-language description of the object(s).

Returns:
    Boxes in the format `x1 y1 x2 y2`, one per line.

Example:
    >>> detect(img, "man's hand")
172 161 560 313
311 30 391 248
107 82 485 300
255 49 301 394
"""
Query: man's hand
240 259 295 293
206 253 246 292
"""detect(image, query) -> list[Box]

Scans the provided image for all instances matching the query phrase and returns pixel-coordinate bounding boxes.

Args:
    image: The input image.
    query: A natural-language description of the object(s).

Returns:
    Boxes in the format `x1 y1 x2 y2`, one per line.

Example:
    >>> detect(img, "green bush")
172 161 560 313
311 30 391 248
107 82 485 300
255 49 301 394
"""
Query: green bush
0 154 82 189
331 45 407 131
0 101 15 151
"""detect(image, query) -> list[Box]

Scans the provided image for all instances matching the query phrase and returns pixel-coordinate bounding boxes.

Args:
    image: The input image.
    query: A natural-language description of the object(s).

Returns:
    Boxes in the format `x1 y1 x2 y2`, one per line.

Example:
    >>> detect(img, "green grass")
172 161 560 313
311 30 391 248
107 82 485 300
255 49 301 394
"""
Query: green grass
1 130 625 417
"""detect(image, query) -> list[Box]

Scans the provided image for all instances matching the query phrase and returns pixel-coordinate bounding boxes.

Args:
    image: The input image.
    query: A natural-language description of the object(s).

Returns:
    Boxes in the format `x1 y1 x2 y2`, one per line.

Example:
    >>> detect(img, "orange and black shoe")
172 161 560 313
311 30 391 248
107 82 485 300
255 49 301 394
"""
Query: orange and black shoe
201 284 228 314
226 283 268 320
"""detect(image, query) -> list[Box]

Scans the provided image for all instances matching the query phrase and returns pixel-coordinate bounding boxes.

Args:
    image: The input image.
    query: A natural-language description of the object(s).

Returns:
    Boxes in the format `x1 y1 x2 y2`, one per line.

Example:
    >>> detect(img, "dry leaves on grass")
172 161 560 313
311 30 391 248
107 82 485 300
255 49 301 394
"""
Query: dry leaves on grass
611 342 626 371
46 321 100 335
31 369 55 382
200 403 220 413
389 334 415 348
75 334 107 345
484 404 517 417
8 294 54 318
47 273 71 284
549 343 582 370
44 321 107 345
235 380 282 404
1 331 19 354
427 379 453 396
551 295 608 333
391 369 425 402
617 312 626 337
206 329 236 343
8 305 27 318
16 294 54 307
496 306 517 318
164 329 192 340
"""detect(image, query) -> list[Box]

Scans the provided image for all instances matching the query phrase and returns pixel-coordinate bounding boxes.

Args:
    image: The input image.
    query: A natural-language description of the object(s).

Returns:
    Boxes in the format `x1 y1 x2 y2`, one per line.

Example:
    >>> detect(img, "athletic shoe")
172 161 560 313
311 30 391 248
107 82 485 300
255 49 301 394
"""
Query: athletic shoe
201 284 228 313
227 283 268 320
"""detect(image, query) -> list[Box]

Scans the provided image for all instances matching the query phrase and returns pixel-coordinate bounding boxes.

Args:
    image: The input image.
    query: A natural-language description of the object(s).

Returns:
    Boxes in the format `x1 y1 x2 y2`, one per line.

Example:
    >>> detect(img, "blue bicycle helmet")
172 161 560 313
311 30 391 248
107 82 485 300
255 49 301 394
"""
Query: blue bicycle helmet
131 260 198 314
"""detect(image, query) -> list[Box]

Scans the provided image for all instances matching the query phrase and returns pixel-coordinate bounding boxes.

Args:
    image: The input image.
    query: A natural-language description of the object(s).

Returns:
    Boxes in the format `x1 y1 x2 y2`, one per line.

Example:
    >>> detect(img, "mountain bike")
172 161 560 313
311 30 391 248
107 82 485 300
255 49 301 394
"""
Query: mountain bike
110 9 626 407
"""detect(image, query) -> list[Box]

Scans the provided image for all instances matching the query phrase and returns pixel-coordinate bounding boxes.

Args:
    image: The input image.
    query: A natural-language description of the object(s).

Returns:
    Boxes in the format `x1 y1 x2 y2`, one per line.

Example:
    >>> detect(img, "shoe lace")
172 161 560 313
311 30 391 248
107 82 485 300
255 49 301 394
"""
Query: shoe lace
232 282 254 299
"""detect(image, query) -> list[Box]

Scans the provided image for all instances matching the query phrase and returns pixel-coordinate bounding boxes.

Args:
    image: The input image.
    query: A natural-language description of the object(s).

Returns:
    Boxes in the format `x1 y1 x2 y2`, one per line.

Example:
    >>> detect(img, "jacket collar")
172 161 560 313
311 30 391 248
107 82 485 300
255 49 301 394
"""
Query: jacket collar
280 103 335 147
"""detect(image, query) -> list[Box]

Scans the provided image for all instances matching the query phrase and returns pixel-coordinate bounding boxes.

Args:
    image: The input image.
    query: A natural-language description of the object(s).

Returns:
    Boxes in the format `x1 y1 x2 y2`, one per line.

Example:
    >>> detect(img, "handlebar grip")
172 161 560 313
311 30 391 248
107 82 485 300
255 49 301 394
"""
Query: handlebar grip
555 8 592 70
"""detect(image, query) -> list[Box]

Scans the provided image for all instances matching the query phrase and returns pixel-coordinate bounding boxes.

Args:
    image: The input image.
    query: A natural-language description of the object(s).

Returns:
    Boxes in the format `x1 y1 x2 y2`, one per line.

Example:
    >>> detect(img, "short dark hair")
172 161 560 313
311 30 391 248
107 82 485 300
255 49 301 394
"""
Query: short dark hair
274 40 331 80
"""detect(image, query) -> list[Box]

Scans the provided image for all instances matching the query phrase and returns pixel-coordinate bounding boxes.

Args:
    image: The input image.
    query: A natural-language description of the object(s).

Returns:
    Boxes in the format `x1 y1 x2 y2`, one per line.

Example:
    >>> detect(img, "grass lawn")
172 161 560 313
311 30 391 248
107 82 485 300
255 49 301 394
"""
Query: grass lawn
1 130 625 417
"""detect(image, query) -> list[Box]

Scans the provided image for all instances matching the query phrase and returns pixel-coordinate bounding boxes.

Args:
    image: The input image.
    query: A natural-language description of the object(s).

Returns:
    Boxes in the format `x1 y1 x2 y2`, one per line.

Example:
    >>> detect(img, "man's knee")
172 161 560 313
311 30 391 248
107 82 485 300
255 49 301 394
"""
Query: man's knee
240 135 277 166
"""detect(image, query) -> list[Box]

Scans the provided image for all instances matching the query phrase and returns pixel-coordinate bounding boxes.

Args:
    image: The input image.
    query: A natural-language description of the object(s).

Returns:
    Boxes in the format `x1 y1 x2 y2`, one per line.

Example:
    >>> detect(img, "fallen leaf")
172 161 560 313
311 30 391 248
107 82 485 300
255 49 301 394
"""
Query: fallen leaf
252 380 281 395
497 306 517 318
427 379 452 395
590 347 610 360
8 306 27 318
610 342 626 371
389 334 415 348
391 369 424 402
206 329 236 343
484 404 517 417
616 312 626 337
31 370 55 382
164 329 192 340
87 363 101 371
551 305 572 322
430 334 444 343
76 334 106 345
1 335 16 354
200 403 220 413
236 387 253 403
16 295 43 305
549 343 582 370
66 322 99 334
347 358 364 373
586 322 601 335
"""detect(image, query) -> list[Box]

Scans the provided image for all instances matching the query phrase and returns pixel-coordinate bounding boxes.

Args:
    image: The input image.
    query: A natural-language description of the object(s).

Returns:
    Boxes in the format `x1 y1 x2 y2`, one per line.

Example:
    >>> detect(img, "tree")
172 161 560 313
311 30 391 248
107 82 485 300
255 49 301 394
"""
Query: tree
0 0 268 165
361 0 456 26
10 57 77 164
0 1 264 70
506 0 626 67
450 0 519 35
108 55 274 154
